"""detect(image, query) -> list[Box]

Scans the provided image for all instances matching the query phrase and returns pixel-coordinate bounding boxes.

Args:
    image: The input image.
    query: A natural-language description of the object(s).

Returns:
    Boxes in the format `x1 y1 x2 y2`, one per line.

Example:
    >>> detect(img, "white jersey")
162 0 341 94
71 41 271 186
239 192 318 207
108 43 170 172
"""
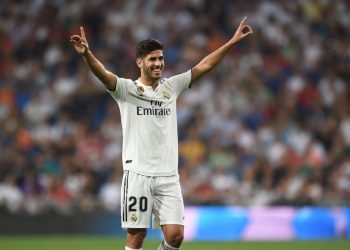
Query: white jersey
108 70 191 176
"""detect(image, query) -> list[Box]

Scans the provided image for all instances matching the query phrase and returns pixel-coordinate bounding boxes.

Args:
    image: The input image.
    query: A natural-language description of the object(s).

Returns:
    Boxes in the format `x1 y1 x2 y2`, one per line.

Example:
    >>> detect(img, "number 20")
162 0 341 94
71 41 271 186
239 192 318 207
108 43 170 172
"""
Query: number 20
128 196 148 212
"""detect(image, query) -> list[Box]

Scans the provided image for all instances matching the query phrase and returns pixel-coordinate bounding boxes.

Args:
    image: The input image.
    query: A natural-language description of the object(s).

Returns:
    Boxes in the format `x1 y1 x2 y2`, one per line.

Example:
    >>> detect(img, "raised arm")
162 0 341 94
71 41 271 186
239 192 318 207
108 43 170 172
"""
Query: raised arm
191 17 253 84
70 26 117 91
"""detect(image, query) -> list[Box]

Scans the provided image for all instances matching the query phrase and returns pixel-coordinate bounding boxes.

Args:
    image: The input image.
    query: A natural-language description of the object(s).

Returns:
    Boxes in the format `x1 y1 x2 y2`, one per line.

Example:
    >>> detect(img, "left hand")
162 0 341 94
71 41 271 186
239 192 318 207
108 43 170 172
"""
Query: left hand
230 16 253 44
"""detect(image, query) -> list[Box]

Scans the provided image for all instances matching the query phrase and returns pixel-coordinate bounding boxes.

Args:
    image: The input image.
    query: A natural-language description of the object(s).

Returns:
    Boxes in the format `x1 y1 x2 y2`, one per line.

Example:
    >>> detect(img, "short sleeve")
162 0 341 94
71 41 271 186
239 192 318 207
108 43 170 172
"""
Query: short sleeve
166 70 192 97
107 77 129 102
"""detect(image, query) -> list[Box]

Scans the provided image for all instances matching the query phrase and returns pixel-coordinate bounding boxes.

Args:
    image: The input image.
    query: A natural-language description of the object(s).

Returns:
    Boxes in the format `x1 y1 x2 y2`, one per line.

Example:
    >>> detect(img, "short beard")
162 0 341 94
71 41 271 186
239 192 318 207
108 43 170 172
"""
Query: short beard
144 69 161 81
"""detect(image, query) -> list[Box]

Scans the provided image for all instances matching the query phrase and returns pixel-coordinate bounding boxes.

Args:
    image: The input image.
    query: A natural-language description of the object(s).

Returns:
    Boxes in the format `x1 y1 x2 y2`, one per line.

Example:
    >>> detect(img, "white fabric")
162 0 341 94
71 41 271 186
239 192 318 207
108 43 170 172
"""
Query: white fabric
108 70 191 176
121 171 184 229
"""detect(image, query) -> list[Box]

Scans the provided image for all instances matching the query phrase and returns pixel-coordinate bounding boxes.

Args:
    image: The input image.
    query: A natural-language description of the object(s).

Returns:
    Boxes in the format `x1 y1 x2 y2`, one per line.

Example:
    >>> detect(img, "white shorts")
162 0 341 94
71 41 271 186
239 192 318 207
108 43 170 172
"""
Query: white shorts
121 170 184 229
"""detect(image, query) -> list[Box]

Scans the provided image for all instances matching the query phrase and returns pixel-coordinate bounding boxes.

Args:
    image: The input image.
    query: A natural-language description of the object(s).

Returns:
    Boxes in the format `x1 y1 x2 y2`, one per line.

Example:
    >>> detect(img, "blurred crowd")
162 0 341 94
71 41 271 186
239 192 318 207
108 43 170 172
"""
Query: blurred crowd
0 0 350 215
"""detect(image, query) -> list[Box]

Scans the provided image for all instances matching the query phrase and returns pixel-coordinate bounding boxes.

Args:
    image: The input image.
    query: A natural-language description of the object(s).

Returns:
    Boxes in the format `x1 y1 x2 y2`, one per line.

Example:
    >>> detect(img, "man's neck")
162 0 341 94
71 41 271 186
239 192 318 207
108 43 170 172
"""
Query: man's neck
139 76 159 90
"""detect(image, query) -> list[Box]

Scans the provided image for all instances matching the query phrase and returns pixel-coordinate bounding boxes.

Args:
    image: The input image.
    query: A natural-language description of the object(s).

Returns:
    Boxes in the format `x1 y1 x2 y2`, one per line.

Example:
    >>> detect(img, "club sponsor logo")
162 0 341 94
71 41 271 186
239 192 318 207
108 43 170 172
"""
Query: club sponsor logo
136 100 171 116
136 107 171 116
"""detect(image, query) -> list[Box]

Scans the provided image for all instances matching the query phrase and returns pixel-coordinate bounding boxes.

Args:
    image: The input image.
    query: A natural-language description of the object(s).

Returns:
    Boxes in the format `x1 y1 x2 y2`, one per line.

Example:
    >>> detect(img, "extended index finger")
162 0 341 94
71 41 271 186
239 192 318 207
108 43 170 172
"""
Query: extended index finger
240 16 247 26
80 26 86 39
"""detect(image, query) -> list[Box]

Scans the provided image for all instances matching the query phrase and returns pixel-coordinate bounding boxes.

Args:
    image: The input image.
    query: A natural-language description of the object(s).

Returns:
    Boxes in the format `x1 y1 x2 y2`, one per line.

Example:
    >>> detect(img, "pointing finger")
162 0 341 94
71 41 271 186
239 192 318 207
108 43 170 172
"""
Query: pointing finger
240 16 247 26
80 26 86 39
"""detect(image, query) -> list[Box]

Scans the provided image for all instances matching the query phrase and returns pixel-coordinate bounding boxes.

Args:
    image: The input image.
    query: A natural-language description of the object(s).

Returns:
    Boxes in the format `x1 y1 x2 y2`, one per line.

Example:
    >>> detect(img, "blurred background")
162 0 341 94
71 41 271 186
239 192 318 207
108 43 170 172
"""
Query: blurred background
0 0 350 241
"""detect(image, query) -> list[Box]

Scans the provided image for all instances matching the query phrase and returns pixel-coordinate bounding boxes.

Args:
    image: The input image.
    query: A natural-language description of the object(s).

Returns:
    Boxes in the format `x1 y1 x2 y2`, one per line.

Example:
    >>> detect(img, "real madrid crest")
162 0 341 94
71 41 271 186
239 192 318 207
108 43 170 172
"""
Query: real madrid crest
136 86 145 95
131 213 137 222
163 91 170 100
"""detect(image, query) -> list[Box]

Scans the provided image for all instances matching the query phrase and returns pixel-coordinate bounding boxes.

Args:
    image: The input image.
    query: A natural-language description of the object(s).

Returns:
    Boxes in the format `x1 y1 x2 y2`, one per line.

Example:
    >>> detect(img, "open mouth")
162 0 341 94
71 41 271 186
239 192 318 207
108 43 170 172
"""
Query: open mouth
152 68 161 74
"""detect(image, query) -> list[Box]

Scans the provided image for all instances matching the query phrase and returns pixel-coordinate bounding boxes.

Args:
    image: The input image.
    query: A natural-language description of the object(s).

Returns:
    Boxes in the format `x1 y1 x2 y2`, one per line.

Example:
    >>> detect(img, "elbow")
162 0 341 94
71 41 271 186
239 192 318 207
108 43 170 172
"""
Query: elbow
201 62 215 73
104 73 117 91
198 64 213 75
192 64 213 82
105 83 116 91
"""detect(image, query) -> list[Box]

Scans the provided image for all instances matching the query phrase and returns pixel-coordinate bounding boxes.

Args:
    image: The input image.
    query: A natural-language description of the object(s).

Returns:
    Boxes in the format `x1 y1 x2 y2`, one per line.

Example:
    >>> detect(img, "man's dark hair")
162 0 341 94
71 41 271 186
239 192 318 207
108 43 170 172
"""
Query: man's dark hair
136 39 164 58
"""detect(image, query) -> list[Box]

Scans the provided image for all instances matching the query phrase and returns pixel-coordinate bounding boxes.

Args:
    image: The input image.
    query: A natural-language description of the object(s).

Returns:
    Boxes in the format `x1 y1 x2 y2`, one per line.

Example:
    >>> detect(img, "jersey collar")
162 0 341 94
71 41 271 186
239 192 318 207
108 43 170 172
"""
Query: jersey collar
136 79 162 91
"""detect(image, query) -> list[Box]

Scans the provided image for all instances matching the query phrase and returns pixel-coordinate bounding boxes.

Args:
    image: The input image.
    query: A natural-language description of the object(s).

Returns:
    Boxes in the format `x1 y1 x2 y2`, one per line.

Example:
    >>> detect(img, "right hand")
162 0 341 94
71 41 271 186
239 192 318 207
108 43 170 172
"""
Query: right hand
70 26 89 55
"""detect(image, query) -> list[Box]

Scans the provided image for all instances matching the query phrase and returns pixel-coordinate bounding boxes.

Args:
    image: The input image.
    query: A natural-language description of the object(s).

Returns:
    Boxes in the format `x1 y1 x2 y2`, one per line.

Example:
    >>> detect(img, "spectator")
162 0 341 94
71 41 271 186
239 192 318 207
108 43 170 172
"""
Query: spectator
0 0 350 213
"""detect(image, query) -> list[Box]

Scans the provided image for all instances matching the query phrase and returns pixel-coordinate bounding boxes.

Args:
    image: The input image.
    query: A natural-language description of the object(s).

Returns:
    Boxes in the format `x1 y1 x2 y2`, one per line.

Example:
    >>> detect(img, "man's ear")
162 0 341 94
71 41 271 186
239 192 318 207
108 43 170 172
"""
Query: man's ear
136 58 142 68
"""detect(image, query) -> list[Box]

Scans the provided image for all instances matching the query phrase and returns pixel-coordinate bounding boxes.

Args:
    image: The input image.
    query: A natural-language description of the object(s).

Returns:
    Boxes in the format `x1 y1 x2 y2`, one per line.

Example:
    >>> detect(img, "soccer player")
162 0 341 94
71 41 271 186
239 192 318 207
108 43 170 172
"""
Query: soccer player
70 17 252 250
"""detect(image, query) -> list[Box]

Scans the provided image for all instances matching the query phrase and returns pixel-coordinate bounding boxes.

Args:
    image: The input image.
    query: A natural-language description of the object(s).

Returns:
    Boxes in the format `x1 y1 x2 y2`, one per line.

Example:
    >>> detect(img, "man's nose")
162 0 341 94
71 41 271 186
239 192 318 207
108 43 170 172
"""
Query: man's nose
155 59 161 66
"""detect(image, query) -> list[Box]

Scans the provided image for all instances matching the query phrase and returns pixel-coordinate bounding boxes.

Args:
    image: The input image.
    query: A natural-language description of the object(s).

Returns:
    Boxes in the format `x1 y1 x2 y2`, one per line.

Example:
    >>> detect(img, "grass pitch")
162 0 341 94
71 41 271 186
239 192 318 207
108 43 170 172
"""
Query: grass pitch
0 236 349 250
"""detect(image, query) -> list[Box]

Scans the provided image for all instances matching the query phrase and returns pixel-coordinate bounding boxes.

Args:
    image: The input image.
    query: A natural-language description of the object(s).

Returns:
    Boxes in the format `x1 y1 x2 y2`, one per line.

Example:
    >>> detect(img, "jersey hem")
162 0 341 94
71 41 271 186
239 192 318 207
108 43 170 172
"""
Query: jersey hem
123 168 178 177
121 224 150 229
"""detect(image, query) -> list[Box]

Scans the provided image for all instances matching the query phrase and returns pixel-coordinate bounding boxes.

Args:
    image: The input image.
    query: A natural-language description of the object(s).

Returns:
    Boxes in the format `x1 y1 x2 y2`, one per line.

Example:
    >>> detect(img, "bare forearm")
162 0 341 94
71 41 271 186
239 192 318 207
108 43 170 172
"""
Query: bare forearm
191 17 252 84
199 41 234 73
191 40 236 83
82 50 116 91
